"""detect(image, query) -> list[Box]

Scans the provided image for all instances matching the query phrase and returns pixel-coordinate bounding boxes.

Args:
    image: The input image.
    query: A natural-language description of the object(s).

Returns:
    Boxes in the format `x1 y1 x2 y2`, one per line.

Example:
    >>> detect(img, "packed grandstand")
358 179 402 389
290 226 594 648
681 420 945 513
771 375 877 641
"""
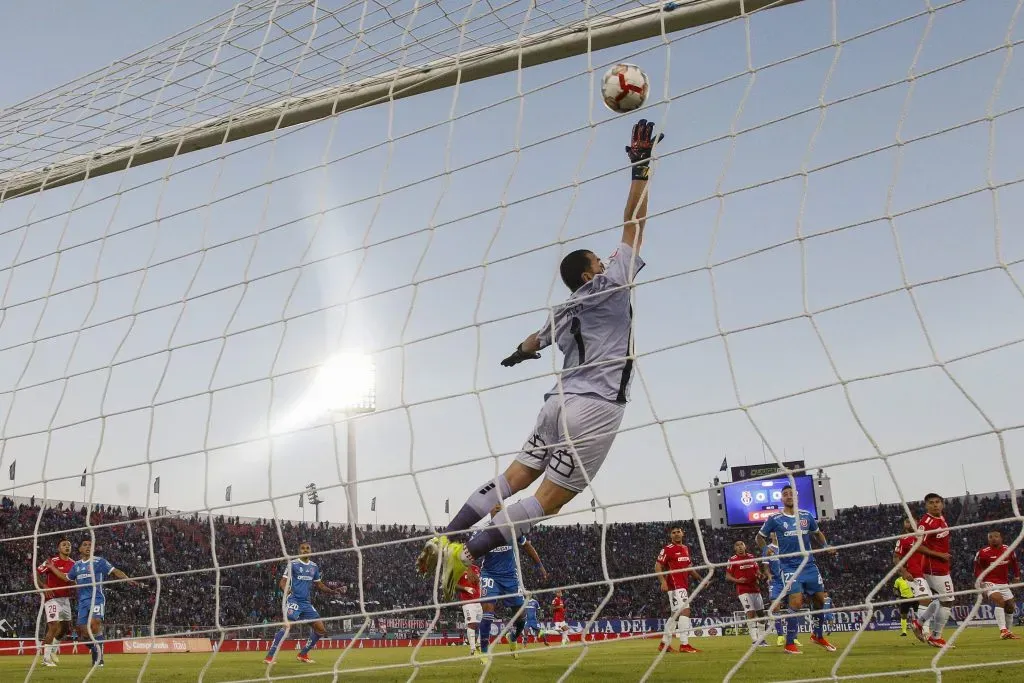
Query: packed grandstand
0 490 1020 640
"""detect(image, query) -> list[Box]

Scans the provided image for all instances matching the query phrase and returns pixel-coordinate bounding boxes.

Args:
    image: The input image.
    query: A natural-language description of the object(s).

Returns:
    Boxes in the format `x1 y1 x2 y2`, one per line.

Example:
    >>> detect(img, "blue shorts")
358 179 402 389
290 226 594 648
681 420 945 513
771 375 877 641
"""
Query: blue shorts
76 601 105 625
769 582 784 603
285 600 321 622
480 574 524 608
779 565 825 597
525 618 540 631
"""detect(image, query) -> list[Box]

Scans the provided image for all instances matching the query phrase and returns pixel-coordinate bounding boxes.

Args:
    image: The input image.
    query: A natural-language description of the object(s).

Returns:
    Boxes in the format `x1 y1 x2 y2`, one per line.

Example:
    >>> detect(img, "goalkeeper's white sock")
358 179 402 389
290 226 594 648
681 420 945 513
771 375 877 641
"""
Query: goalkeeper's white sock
677 616 691 646
661 616 677 645
995 606 1007 631
446 474 511 533
466 496 545 558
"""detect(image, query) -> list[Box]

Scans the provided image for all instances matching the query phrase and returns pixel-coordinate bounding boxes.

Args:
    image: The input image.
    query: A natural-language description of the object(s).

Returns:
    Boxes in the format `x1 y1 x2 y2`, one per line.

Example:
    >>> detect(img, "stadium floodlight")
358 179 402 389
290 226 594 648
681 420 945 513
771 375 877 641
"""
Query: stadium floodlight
271 351 375 527
271 350 376 435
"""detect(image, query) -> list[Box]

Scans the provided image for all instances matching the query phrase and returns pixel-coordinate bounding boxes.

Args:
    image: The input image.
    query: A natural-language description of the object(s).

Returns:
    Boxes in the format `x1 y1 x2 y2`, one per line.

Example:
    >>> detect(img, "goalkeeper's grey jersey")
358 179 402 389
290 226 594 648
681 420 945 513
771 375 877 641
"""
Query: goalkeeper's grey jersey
536 242 645 403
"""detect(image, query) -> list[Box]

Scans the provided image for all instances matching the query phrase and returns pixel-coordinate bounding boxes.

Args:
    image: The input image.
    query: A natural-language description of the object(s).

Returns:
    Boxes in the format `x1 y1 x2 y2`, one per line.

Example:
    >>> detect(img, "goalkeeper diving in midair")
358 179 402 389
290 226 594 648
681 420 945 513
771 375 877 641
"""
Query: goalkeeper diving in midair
417 119 662 599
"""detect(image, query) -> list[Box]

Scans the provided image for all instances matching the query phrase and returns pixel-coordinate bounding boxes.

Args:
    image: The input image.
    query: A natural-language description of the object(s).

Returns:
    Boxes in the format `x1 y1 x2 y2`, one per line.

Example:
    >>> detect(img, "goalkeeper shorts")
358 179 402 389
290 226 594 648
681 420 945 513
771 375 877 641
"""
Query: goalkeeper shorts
515 394 625 493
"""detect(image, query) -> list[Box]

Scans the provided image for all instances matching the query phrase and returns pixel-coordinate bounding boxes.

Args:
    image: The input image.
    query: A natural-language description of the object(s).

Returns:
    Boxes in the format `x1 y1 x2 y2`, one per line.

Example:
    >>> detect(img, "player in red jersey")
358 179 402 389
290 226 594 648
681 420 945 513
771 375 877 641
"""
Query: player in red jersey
974 530 1021 640
726 540 768 647
655 523 703 654
457 564 483 654
36 539 75 667
893 517 933 642
914 493 955 648
551 590 570 646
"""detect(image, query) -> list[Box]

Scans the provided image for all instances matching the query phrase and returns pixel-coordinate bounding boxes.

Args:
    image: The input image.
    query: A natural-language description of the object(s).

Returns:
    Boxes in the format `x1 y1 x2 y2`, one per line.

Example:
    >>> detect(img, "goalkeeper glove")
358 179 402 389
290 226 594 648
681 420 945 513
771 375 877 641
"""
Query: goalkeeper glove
626 118 664 181
501 343 541 367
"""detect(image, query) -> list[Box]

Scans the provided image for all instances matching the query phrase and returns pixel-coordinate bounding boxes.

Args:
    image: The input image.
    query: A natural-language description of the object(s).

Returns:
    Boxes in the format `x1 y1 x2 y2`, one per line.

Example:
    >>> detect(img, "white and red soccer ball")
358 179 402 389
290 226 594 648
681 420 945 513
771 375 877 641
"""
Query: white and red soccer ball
601 63 649 113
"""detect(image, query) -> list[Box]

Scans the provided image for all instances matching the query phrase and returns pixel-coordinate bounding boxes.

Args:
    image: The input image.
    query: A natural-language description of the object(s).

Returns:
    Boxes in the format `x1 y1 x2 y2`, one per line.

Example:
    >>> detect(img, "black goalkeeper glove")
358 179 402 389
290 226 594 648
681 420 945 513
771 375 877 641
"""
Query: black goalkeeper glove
500 344 541 367
626 118 664 181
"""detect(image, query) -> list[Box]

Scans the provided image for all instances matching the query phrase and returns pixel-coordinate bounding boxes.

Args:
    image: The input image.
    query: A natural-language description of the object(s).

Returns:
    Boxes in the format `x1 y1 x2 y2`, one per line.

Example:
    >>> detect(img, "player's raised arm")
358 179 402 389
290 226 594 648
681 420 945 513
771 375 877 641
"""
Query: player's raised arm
522 540 549 582
622 119 661 252
110 567 142 588
44 559 71 583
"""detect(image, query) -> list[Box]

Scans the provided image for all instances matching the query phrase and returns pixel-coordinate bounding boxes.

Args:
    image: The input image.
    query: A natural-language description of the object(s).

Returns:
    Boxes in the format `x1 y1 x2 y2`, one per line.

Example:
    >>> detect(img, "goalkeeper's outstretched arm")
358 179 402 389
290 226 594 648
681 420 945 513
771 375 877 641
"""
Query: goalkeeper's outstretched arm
621 118 662 252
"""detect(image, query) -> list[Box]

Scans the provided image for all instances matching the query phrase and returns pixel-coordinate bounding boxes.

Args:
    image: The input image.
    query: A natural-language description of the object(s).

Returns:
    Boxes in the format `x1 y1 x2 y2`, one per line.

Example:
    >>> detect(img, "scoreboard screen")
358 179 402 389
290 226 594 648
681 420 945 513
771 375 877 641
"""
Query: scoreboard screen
723 475 817 526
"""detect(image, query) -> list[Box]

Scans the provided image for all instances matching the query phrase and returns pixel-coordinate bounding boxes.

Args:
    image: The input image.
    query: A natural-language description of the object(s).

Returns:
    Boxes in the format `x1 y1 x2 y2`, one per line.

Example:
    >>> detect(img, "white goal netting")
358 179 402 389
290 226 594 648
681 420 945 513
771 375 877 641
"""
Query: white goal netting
1 0 1023 680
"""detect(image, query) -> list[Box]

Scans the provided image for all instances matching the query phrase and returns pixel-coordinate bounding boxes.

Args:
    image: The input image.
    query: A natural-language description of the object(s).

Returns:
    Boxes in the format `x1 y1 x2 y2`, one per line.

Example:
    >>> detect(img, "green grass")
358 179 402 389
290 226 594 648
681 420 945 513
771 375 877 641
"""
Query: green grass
3 631 1023 682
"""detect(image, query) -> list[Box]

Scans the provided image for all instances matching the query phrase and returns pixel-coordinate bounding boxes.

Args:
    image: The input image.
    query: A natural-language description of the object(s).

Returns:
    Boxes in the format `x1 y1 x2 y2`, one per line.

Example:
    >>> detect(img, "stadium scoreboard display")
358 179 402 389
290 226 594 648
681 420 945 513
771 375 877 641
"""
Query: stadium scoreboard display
707 467 836 530
722 475 817 526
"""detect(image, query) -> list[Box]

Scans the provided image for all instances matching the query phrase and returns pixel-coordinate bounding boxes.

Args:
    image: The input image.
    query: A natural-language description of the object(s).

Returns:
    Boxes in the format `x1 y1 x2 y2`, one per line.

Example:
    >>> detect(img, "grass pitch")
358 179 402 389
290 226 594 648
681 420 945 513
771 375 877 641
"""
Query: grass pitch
2 631 1023 682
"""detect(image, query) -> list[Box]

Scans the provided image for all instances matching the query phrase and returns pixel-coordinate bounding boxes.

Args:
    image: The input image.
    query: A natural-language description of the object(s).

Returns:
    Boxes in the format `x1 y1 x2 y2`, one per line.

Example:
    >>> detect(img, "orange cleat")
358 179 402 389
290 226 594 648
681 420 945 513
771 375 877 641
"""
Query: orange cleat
657 642 677 653
678 644 701 653
1000 629 1021 640
784 643 802 655
810 635 837 652
296 653 316 664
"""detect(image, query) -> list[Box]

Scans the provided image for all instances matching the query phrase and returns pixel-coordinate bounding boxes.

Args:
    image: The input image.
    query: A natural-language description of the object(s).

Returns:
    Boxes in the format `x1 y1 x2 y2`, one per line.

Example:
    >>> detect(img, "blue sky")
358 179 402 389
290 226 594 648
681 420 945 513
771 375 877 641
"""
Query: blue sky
0 0 1021 527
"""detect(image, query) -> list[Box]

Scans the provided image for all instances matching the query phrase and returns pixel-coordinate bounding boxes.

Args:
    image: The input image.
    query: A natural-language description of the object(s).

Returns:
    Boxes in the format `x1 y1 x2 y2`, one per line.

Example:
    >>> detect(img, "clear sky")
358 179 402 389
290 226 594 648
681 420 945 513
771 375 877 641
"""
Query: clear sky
0 0 1021 528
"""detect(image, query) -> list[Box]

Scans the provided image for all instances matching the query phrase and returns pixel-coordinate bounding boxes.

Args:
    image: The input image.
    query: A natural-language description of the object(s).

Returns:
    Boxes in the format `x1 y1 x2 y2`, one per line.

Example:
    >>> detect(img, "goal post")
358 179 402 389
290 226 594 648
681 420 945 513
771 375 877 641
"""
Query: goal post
0 0 1022 680
0 0 800 200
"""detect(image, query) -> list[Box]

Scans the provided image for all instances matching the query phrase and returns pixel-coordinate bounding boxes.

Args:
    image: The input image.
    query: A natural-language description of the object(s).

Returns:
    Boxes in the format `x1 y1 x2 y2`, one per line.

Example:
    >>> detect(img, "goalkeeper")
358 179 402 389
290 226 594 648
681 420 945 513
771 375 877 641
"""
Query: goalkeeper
417 119 662 598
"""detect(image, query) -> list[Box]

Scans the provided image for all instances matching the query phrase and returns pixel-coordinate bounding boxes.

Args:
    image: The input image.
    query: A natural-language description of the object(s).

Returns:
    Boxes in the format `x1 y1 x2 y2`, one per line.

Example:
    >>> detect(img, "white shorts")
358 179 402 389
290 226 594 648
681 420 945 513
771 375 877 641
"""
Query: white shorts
555 621 568 631
44 598 72 623
981 582 1014 601
515 394 625 493
910 577 932 598
462 603 482 625
738 593 764 613
668 588 690 613
924 574 955 600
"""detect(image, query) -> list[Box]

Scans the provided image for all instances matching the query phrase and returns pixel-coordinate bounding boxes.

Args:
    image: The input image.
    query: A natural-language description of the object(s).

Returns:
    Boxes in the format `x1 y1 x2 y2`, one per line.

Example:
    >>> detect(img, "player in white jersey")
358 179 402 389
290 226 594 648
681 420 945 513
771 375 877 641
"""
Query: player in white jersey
417 119 662 599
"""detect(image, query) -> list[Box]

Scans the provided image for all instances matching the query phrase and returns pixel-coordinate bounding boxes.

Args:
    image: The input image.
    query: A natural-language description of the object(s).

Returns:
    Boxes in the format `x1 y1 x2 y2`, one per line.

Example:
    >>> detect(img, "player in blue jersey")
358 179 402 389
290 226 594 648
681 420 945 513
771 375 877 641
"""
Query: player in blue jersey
522 593 549 647
756 485 837 654
264 542 343 666
476 504 548 660
761 537 795 647
46 539 140 668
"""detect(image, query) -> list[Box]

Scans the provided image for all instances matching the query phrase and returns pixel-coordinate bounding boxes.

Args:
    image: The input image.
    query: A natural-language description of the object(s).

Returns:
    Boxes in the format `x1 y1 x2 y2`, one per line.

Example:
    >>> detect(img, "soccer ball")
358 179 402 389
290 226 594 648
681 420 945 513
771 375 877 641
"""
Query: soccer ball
601 63 649 113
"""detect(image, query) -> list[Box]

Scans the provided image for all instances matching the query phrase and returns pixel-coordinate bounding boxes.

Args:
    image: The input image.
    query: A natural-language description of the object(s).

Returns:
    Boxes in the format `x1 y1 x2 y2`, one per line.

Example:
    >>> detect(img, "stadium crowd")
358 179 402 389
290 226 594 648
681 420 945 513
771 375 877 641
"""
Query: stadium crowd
0 491 1020 639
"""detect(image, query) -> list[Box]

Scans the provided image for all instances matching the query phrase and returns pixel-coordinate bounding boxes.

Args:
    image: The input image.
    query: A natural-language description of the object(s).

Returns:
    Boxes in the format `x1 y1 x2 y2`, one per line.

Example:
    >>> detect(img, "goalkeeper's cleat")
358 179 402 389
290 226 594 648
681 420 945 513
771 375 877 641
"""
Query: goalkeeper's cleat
438 539 470 601
1001 629 1021 640
416 537 442 575
296 653 315 664
810 635 836 652
784 643 802 655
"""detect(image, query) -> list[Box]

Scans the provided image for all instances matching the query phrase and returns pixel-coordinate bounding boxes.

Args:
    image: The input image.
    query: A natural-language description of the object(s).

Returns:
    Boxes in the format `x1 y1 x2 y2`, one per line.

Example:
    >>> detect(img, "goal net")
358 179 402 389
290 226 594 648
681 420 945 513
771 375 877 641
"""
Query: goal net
1 0 1022 680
